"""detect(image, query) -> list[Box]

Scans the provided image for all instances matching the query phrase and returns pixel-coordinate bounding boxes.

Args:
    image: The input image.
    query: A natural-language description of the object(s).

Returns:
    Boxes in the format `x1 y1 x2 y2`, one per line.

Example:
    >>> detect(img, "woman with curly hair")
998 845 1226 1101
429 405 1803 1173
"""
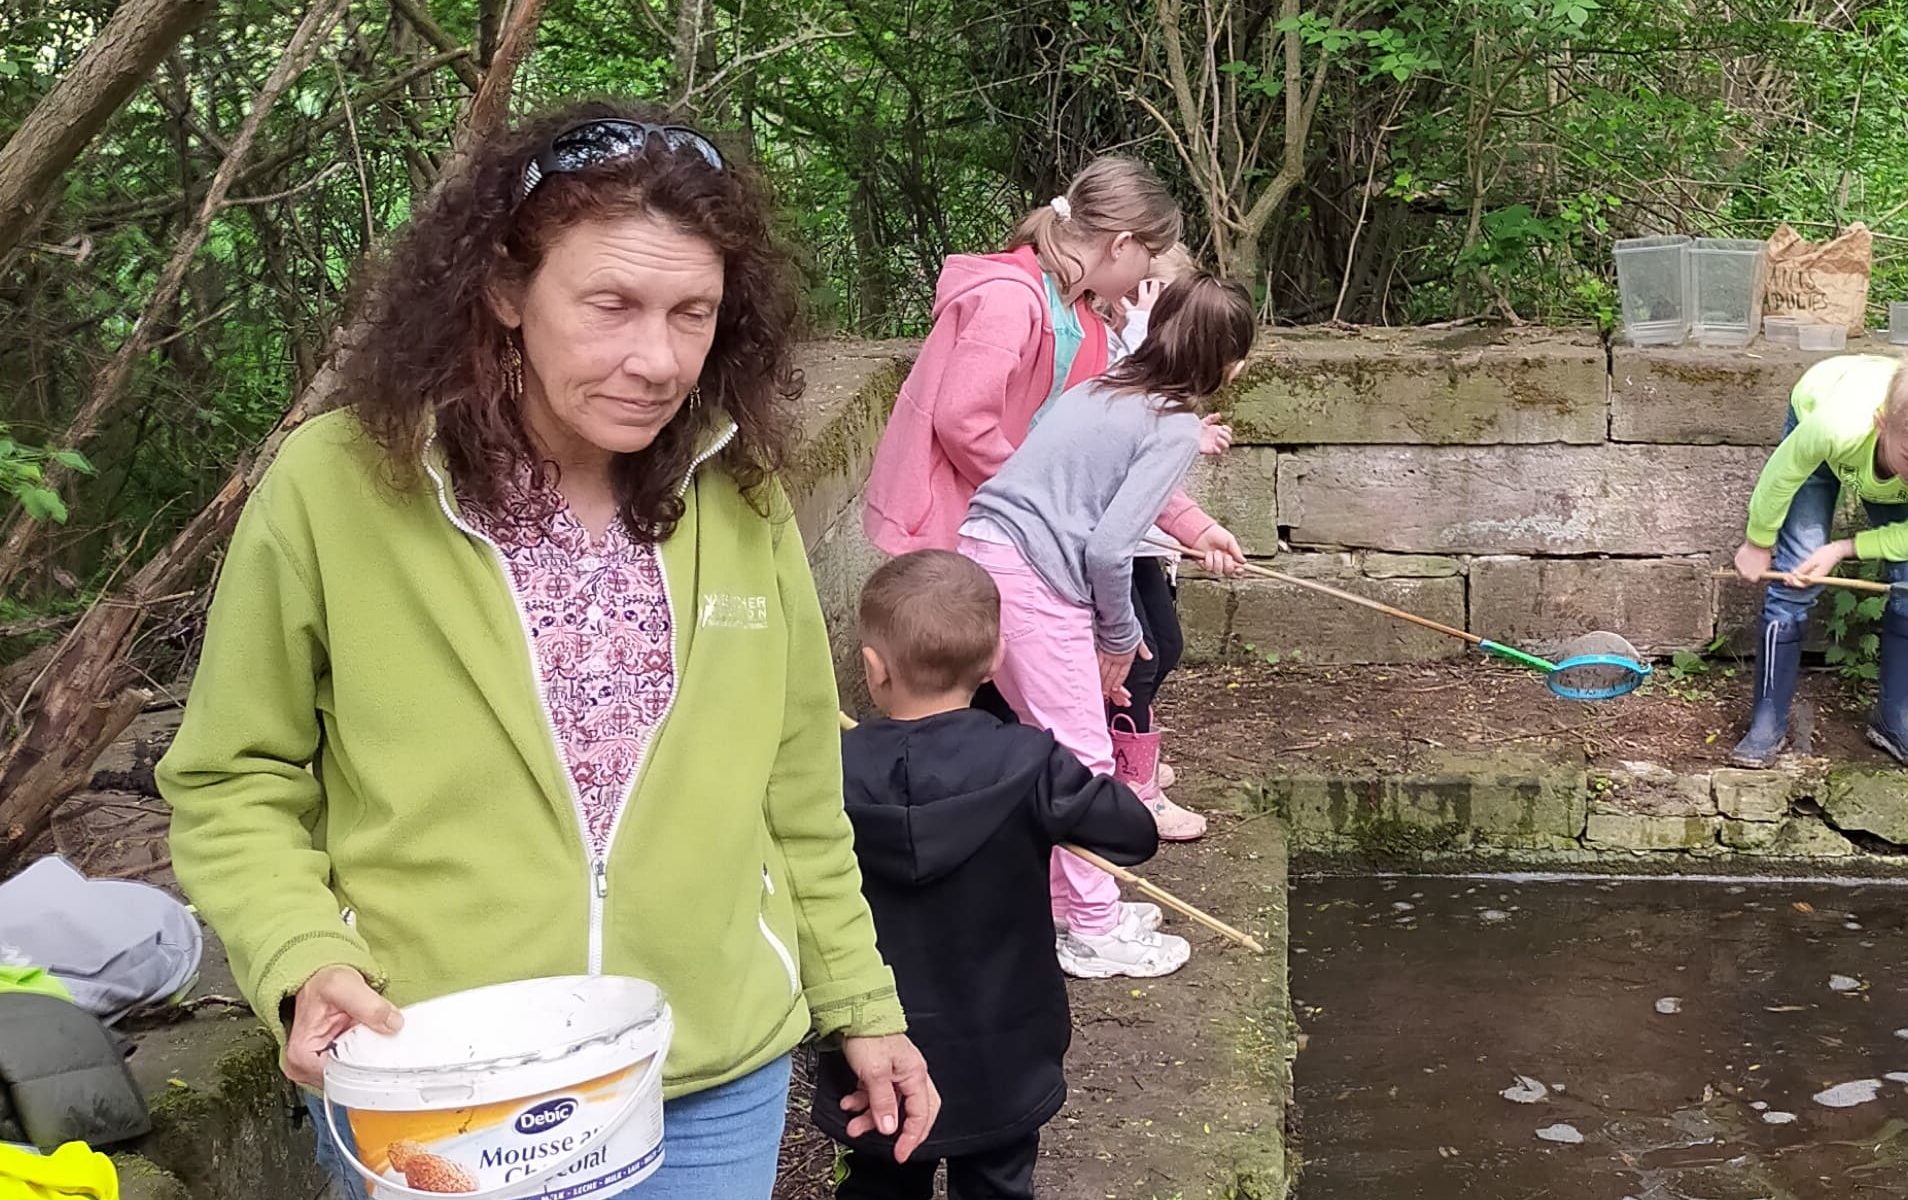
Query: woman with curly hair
159 98 937 1197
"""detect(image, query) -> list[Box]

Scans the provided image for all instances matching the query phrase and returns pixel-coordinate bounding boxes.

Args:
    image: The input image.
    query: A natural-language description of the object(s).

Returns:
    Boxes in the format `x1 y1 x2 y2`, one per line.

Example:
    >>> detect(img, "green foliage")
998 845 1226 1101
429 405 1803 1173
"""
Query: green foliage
1653 635 1732 701
1241 642 1284 668
1823 566 1889 684
0 426 92 525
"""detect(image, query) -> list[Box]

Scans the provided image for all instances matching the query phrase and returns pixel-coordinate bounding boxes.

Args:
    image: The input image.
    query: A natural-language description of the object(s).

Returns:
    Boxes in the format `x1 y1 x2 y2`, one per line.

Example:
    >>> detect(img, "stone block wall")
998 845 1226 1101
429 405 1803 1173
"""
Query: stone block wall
1181 327 1887 664
790 328 1890 676
785 339 916 702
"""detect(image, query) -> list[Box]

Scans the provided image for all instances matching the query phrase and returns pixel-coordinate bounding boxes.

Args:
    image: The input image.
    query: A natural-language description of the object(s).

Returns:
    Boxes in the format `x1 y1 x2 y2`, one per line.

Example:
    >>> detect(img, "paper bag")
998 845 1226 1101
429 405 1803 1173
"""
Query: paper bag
1762 223 1872 335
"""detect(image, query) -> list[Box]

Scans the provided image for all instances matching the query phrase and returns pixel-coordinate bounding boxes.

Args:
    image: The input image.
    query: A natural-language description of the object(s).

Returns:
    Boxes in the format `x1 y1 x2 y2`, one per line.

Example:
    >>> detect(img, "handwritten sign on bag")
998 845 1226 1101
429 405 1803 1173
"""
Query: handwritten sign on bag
1763 223 1873 335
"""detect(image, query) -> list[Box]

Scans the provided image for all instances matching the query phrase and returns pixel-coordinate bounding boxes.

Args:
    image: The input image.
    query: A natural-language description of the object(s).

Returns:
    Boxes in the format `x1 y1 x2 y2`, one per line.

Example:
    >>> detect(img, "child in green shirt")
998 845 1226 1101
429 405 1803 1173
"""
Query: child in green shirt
1730 354 1908 767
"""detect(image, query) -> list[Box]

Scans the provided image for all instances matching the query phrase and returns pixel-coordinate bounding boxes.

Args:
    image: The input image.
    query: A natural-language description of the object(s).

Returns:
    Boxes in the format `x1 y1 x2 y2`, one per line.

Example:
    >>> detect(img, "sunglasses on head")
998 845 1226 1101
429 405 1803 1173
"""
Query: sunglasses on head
516 119 726 206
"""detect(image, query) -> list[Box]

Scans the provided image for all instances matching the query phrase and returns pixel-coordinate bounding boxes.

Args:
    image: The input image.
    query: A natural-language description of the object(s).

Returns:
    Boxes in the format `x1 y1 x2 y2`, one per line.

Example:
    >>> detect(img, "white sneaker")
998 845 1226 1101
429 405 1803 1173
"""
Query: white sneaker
1054 901 1162 937
1057 924 1192 979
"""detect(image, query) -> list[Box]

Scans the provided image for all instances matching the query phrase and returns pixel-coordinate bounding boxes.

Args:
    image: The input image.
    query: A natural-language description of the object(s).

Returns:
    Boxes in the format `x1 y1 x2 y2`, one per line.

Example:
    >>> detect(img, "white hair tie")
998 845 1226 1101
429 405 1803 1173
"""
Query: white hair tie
1049 196 1072 222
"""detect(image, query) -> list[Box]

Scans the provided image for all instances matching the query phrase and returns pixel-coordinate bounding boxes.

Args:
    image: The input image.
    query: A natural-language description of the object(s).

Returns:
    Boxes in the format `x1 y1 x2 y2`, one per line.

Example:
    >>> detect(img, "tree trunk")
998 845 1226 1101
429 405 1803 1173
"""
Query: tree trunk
478 0 506 68
0 0 352 600
0 0 549 868
672 0 708 101
0 0 216 264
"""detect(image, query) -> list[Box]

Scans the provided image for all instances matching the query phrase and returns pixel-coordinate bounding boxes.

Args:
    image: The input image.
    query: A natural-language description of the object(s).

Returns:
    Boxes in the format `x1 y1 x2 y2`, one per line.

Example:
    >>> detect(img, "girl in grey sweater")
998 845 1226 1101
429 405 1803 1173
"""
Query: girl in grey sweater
958 273 1254 979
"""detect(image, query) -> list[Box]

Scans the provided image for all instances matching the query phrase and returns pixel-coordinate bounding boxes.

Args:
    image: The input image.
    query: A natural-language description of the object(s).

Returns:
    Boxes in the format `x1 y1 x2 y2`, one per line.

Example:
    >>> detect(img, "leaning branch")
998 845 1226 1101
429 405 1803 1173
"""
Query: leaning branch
0 0 216 262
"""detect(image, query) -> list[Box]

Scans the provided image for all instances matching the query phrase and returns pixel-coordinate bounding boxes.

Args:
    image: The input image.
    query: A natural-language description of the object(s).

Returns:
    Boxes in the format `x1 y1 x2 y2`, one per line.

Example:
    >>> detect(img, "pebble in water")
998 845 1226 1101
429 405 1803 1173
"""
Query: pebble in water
1536 1123 1584 1145
1762 1111 1797 1125
1813 1080 1883 1109
1829 974 1863 993
1896 1029 1908 1041
1392 901 1416 913
1750 1101 1768 1111
1885 1073 1908 1086
1654 997 1683 1015
1479 909 1511 923
1501 1075 1549 1104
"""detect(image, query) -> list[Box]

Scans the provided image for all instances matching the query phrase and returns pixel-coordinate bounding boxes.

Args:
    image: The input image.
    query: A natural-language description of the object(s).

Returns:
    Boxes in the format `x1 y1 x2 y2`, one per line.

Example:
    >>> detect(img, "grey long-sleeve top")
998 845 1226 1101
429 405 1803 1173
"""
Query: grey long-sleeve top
965 379 1201 653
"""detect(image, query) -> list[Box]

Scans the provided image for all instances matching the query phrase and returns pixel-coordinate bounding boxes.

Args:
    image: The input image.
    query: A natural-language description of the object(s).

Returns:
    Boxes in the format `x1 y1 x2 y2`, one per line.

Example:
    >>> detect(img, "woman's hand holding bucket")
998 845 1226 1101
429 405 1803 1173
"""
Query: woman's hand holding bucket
286 965 403 1088
836 1034 941 1163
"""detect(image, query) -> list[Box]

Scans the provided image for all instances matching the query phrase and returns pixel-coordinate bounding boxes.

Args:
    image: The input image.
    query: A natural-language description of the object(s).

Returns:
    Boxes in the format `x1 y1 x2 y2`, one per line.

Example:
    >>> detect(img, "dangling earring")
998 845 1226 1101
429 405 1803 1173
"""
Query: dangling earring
503 338 524 401
686 384 703 412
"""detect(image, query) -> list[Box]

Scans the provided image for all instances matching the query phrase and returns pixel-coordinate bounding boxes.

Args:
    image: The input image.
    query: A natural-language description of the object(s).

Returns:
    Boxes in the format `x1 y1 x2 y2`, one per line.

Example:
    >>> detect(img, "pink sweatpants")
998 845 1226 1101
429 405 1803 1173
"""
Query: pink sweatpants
959 536 1121 936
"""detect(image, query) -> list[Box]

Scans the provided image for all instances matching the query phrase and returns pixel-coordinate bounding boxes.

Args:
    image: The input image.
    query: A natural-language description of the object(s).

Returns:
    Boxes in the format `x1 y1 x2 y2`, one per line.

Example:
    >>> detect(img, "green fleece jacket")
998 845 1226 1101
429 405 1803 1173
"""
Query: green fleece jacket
158 409 904 1098
1746 354 1908 561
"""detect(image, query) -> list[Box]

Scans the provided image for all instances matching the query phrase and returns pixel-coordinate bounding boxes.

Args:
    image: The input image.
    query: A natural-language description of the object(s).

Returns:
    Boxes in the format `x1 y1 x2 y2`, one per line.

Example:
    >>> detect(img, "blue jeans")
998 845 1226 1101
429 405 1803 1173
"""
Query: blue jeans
1762 407 1908 625
307 1056 791 1199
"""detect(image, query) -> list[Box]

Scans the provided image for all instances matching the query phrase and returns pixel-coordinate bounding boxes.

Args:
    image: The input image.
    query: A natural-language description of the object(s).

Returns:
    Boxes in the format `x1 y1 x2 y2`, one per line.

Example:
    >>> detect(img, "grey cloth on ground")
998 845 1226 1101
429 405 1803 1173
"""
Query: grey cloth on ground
966 379 1201 653
0 993 151 1150
0 856 202 1024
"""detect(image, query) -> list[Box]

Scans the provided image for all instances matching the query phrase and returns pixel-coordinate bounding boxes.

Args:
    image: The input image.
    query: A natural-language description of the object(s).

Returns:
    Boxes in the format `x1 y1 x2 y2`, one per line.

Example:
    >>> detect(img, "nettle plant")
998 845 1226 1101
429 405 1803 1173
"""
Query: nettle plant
1823 563 1887 684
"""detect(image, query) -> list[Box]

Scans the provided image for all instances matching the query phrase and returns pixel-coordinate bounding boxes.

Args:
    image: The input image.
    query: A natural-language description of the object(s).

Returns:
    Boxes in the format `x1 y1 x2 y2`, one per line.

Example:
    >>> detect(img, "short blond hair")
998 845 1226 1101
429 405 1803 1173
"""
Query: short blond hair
1149 242 1197 284
1887 361 1908 443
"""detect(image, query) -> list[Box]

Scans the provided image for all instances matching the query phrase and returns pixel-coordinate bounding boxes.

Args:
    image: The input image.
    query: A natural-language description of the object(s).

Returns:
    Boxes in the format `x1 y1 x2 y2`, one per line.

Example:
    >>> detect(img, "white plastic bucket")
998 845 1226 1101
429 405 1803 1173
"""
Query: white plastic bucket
323 976 672 1198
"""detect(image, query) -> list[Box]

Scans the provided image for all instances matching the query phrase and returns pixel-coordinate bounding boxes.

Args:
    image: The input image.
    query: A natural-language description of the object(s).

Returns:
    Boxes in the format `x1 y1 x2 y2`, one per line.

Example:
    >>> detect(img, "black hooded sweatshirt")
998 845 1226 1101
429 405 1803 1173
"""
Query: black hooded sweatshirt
813 709 1159 1158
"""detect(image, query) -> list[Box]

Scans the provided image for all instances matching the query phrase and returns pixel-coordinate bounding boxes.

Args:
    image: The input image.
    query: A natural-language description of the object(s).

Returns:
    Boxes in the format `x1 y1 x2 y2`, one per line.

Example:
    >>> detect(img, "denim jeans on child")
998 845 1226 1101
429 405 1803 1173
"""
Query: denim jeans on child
307 1055 790 1199
1762 407 1908 625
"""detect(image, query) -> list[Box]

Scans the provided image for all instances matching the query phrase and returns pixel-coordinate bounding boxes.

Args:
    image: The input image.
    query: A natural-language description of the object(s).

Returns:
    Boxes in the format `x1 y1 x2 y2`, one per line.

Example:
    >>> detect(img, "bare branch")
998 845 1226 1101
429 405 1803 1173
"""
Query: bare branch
681 25 856 107
388 0 484 90
460 0 548 148
80 50 472 231
332 57 376 249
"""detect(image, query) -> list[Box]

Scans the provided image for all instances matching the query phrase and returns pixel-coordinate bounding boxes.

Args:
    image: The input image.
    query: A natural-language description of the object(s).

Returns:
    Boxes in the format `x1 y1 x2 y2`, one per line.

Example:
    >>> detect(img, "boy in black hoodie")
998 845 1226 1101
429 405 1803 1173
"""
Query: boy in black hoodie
815 550 1161 1199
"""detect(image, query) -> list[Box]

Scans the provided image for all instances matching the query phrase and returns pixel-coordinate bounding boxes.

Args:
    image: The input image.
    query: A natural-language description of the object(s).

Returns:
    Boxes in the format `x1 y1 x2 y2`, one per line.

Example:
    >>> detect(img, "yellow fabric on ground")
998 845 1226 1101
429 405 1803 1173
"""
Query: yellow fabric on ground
0 1143 118 1200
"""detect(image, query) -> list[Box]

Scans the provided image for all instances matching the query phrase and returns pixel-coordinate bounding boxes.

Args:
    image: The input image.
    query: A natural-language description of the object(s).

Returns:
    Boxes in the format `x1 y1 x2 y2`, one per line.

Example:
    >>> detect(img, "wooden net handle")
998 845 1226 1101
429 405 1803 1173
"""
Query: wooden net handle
1711 568 1893 594
1148 536 1483 646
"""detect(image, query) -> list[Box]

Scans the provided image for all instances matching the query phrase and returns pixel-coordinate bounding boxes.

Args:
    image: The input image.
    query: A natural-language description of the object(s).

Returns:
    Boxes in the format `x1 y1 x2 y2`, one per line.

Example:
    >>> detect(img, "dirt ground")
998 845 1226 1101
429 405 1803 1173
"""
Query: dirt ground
1153 659 1893 780
775 814 1291 1200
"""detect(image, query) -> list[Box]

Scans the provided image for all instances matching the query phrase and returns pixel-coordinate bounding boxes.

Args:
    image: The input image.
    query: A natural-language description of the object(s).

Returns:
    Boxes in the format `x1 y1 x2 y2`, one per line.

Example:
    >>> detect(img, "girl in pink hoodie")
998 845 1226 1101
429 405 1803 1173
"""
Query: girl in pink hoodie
862 156 1241 567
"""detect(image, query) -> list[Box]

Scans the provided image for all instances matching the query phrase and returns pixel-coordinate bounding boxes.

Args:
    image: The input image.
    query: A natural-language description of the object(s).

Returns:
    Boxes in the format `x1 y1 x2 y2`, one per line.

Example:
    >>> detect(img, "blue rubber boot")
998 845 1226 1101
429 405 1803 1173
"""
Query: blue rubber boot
1867 609 1908 766
1729 618 1804 769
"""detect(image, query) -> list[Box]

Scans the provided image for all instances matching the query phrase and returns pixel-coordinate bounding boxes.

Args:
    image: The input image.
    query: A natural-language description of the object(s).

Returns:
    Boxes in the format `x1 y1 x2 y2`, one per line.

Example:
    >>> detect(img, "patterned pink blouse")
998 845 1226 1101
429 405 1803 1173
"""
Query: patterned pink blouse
461 473 675 859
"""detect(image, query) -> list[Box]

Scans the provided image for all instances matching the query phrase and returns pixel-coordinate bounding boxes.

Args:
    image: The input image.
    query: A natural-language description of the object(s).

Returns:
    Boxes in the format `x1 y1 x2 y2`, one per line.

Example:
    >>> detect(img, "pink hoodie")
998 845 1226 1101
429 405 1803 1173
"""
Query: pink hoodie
863 246 1217 556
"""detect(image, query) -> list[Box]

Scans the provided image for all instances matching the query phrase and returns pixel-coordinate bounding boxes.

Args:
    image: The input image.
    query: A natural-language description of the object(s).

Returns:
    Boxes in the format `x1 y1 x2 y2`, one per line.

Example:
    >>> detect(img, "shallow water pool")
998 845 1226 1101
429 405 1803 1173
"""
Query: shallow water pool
1293 873 1908 1198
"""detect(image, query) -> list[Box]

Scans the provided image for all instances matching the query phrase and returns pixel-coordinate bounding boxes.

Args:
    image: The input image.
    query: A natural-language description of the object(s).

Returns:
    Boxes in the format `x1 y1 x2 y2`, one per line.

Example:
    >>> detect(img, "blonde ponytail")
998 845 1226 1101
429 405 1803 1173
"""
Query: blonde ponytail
1011 204 1084 293
1009 156 1182 293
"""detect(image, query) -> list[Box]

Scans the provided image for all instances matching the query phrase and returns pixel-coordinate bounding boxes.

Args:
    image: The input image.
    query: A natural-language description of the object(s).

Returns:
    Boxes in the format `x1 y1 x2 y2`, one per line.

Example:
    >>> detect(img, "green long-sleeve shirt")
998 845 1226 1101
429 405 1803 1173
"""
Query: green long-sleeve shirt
1745 354 1908 561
